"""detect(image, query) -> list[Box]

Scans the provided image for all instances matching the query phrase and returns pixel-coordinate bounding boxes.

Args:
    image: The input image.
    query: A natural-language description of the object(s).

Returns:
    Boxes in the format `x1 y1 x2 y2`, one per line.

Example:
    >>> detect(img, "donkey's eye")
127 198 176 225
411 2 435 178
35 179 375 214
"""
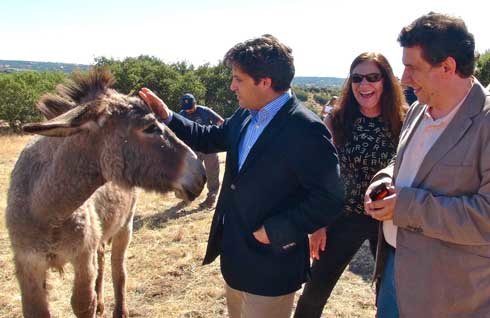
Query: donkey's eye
143 124 160 134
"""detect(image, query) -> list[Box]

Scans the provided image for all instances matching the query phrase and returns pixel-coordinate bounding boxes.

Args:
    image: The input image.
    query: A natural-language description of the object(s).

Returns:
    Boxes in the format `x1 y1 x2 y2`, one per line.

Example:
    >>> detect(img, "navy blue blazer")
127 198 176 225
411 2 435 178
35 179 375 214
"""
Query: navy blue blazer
168 96 344 296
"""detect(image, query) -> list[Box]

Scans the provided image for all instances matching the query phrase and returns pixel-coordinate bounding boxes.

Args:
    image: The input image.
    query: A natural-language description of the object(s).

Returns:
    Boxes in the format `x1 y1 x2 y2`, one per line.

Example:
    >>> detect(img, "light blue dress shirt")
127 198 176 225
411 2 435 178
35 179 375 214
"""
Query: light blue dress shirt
238 90 293 170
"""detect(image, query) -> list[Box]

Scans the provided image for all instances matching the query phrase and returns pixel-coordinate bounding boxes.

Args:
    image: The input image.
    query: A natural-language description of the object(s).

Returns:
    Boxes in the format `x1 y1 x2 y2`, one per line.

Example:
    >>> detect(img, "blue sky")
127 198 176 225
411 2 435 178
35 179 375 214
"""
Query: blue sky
1 0 489 77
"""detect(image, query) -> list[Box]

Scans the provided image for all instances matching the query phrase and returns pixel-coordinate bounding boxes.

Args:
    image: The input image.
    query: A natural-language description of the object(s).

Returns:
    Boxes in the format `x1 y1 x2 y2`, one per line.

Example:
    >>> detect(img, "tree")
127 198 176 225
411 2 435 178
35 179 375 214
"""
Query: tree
96 56 239 117
0 71 65 131
313 93 329 105
475 50 490 87
195 62 236 117
293 87 308 102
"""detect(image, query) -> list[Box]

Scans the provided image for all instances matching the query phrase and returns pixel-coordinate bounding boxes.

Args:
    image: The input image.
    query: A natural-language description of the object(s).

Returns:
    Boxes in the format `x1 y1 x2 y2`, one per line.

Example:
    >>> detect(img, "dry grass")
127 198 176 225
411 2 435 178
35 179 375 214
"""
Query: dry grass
0 135 376 318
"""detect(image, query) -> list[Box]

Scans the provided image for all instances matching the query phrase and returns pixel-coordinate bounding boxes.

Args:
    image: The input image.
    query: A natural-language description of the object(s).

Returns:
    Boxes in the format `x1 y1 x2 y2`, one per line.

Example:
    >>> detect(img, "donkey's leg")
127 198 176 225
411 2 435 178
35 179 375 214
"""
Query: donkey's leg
95 243 106 317
71 250 98 318
111 221 133 318
14 254 51 318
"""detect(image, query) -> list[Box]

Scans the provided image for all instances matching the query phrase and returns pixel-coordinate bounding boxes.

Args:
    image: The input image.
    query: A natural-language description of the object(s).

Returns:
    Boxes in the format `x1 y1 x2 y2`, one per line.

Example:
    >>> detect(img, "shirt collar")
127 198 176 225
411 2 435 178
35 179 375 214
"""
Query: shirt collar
250 90 292 123
424 80 474 127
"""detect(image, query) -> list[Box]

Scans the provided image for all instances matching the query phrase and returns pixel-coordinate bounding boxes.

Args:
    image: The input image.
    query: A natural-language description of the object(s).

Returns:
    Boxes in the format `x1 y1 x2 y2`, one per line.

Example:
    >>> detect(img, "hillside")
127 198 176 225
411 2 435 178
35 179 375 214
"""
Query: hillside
292 76 345 88
0 59 90 73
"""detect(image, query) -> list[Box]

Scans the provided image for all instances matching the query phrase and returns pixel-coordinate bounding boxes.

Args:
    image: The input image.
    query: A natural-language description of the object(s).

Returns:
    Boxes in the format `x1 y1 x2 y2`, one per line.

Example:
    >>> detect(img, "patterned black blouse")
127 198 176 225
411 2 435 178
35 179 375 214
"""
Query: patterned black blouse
338 112 398 215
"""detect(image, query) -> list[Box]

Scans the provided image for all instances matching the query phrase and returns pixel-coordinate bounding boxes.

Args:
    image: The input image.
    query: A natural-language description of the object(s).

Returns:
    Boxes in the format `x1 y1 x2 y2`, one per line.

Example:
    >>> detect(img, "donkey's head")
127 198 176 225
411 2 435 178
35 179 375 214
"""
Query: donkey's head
23 68 206 201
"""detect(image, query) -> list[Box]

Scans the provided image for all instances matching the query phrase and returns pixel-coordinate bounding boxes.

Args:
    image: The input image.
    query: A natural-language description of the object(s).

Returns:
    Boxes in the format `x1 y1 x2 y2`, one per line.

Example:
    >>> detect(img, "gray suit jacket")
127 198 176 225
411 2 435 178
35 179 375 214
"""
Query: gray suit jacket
373 81 490 317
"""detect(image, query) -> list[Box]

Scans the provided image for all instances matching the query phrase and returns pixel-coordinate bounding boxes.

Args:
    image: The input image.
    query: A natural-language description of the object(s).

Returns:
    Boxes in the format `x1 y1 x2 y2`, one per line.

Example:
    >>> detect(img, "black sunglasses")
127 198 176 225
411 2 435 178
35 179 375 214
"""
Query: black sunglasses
351 73 383 83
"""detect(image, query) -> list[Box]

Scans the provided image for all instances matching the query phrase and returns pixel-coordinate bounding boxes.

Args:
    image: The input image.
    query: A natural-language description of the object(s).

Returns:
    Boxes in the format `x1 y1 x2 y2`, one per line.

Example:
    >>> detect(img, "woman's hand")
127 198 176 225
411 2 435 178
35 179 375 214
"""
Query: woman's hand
309 227 327 260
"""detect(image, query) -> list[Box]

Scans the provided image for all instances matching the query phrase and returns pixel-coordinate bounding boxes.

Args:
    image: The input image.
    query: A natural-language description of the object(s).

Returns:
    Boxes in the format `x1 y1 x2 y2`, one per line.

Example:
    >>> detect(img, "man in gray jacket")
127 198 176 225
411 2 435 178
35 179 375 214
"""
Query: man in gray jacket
365 12 490 318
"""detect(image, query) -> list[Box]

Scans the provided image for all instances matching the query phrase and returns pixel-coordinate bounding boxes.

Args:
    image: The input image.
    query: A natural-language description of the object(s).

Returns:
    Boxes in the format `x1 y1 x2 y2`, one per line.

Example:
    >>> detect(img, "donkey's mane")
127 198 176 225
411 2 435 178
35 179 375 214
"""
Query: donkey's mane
37 68 116 120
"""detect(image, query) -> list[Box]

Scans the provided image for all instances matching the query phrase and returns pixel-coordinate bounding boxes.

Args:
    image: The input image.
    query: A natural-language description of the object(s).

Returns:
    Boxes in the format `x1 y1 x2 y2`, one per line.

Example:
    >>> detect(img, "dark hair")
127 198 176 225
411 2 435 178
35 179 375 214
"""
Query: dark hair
331 52 406 147
398 12 476 77
223 34 295 92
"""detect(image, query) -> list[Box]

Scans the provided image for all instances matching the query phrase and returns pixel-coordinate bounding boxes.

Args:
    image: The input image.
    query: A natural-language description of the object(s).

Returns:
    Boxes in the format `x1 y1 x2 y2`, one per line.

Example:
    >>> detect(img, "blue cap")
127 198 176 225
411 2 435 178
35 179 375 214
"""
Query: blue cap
181 93 196 110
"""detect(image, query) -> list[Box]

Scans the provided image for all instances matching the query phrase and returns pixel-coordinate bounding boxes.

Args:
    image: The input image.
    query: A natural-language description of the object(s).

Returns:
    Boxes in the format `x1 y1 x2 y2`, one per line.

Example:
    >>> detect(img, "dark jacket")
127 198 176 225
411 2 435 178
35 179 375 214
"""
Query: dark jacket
169 96 344 296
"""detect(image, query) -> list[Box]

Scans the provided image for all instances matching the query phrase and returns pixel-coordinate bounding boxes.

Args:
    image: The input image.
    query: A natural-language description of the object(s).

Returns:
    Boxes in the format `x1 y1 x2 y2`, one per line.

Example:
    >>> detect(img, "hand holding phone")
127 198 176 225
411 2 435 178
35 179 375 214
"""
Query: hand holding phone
369 183 390 201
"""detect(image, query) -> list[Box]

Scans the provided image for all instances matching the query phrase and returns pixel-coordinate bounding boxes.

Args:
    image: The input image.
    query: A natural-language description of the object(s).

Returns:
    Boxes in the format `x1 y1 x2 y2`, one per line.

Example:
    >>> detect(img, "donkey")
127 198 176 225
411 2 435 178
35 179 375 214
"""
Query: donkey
5 69 206 318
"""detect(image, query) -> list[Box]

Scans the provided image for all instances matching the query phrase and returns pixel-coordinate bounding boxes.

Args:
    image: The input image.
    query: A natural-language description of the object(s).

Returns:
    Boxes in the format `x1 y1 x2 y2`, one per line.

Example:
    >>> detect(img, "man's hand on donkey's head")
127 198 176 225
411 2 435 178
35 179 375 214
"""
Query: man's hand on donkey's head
139 88 170 120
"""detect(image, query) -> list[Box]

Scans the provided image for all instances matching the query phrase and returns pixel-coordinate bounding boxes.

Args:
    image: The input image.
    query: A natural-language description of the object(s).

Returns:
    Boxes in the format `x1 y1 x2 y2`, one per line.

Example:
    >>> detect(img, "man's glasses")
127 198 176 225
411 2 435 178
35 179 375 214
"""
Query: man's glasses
351 73 383 83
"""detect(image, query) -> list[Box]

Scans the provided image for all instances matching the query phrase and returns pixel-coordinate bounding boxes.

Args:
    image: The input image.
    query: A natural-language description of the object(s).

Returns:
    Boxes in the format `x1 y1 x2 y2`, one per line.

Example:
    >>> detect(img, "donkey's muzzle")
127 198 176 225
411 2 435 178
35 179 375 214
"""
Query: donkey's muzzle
175 152 206 201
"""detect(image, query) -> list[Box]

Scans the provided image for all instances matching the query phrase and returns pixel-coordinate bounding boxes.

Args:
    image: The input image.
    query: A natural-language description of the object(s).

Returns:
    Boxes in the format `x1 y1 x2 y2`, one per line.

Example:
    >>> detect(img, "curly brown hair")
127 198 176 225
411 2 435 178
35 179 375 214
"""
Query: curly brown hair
223 34 295 92
331 52 406 147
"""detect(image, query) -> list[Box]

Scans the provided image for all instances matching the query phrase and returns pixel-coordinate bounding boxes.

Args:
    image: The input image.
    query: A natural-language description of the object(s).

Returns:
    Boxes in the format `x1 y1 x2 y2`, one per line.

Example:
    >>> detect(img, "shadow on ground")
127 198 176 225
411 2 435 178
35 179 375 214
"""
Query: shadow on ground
133 201 211 231
348 241 376 282
133 201 375 282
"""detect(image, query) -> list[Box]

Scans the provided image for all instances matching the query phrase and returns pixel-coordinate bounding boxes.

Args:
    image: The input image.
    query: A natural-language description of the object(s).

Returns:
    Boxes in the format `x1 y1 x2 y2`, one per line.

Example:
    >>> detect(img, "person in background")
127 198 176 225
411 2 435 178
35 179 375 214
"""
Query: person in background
178 93 224 208
294 52 406 318
139 34 344 318
403 86 417 106
365 12 490 318
320 96 338 120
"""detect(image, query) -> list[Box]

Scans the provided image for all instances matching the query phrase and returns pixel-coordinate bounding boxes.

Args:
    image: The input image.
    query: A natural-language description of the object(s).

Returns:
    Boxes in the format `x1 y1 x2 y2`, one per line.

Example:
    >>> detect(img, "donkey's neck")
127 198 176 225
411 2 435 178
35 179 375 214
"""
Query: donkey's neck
32 135 105 222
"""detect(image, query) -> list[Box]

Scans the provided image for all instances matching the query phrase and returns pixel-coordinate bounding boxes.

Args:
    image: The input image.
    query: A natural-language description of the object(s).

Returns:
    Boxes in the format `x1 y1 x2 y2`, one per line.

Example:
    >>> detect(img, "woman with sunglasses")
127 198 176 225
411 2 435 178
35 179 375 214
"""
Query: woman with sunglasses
294 52 406 318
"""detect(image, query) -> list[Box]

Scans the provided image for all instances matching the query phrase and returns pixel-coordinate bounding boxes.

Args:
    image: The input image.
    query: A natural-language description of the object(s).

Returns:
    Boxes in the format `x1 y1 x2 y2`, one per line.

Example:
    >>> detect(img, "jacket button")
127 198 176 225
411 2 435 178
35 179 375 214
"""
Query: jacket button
230 184 236 190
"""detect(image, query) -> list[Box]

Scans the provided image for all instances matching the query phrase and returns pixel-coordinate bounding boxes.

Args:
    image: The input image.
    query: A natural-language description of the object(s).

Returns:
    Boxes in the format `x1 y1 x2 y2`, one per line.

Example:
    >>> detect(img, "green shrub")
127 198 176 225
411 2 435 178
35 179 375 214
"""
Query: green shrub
294 89 308 102
313 94 329 105
476 51 490 87
0 71 66 131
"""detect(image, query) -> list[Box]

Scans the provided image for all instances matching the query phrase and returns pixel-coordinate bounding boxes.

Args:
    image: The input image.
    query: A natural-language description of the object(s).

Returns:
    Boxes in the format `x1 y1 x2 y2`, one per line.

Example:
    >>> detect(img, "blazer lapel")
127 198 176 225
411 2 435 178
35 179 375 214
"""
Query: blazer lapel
239 114 252 137
411 82 486 187
393 104 426 179
230 114 251 177
237 98 296 176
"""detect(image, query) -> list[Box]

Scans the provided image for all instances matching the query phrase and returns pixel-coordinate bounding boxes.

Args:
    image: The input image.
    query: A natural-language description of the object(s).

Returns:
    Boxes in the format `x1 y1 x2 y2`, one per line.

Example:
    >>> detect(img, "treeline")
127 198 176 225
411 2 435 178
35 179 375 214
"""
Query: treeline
0 56 238 132
93 56 339 115
0 55 339 131
94 56 237 118
2 51 489 132
0 71 66 131
295 86 340 105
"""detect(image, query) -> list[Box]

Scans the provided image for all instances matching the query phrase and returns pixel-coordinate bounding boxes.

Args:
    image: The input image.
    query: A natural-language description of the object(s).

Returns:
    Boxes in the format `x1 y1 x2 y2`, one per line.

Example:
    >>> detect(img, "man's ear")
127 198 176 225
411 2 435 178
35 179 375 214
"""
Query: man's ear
260 77 273 89
441 56 457 76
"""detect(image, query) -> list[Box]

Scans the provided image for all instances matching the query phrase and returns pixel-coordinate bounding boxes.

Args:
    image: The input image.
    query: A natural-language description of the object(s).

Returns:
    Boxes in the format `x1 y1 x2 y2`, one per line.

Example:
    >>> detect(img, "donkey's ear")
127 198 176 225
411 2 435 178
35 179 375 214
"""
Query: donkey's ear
37 93 76 120
23 101 106 137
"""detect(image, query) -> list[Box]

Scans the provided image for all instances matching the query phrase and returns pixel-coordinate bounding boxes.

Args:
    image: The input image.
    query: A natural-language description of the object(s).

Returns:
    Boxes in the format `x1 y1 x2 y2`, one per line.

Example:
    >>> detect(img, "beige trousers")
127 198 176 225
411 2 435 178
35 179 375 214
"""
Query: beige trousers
225 283 295 318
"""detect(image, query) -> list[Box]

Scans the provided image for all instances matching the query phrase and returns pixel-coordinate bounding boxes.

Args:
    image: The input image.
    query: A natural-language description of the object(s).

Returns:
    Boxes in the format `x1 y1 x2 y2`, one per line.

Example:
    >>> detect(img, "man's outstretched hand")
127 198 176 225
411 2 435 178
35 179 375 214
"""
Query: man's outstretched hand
139 88 171 120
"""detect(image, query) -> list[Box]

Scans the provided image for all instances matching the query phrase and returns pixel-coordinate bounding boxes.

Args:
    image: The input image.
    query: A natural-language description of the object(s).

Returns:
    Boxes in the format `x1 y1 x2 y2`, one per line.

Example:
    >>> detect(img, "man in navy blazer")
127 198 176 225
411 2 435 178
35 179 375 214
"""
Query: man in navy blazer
140 35 344 318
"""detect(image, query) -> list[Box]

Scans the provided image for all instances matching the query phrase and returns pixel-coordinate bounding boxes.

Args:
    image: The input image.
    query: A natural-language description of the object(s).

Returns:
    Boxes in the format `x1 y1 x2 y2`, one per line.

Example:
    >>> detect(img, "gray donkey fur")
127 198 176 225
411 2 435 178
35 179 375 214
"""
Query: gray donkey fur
6 69 206 318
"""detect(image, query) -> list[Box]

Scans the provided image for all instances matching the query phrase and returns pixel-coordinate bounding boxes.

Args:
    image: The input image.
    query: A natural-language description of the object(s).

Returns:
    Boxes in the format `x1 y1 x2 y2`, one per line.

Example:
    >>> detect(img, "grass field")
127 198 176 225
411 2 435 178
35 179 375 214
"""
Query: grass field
0 135 376 318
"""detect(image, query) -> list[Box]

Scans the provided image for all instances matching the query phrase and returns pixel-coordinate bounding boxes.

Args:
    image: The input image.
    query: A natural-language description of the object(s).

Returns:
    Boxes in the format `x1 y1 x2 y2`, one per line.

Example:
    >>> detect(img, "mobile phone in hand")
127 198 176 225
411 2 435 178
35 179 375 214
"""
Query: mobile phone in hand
369 183 389 201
